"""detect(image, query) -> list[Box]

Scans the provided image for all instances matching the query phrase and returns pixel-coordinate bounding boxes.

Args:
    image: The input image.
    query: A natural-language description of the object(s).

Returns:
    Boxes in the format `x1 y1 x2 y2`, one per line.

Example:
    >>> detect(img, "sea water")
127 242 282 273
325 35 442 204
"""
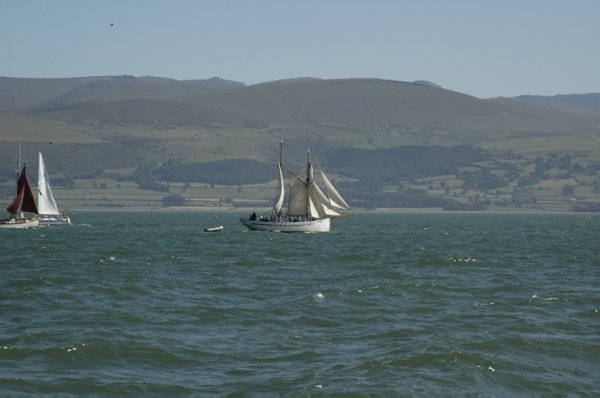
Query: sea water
1 211 599 394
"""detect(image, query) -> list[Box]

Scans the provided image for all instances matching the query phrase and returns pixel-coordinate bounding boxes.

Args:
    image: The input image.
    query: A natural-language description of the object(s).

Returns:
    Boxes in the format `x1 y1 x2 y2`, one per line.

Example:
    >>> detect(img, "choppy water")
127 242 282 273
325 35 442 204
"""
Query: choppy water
1 211 599 395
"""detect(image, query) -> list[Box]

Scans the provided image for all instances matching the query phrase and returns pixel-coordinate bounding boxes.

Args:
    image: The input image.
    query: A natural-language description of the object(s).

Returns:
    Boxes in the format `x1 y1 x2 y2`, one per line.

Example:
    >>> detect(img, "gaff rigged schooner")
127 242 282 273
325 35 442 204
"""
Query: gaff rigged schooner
240 140 354 232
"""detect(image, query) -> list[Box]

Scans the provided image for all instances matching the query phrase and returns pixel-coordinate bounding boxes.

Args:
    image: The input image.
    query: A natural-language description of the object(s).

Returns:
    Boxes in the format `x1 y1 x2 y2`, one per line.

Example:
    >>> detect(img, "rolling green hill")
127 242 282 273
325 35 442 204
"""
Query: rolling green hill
514 92 600 107
35 78 555 131
0 75 245 112
1 77 599 212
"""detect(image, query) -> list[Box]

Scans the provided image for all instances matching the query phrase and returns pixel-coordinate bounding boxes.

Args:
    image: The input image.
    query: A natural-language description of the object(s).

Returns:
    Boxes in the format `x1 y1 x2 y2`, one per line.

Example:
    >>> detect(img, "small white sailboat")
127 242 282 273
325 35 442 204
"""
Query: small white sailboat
240 140 354 233
0 145 40 229
36 152 71 225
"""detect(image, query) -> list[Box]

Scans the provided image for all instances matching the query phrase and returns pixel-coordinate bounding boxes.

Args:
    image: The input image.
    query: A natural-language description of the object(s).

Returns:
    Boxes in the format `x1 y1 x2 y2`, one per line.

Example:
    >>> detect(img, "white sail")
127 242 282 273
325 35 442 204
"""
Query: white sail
312 182 341 217
287 172 308 217
273 160 285 216
37 152 60 215
308 187 329 218
320 171 351 211
309 198 320 218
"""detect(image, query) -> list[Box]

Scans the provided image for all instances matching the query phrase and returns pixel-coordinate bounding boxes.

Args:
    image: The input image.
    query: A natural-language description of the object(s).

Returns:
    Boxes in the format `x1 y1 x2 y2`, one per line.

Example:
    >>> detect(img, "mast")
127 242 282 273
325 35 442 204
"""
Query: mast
280 139 283 171
16 142 21 195
16 142 22 219
306 149 311 219
280 139 284 217
279 139 284 217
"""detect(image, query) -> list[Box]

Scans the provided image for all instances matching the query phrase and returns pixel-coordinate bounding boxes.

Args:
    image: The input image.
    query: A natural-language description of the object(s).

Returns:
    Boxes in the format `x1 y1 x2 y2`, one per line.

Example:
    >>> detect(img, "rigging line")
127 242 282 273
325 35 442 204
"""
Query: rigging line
288 170 307 186
26 166 39 190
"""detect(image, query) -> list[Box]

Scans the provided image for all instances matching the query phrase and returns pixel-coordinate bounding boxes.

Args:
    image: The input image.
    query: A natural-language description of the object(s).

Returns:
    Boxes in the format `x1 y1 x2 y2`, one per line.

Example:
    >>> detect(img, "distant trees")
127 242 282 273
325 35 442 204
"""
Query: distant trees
131 162 171 192
139 180 170 192
572 203 600 212
562 184 575 196
153 159 274 185
41 144 593 212
321 145 491 182
534 163 546 174
460 170 509 190
161 195 186 207
51 177 75 189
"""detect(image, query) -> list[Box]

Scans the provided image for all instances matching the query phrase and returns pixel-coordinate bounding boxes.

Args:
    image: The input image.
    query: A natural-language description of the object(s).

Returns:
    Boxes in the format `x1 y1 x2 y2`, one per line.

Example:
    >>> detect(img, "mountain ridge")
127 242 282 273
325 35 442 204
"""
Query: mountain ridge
514 92 600 107
31 78 549 133
0 75 245 112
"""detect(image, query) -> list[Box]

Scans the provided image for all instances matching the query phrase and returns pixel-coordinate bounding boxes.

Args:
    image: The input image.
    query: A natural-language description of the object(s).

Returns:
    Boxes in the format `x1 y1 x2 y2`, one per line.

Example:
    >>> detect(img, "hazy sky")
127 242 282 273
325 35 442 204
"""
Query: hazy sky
1 0 599 99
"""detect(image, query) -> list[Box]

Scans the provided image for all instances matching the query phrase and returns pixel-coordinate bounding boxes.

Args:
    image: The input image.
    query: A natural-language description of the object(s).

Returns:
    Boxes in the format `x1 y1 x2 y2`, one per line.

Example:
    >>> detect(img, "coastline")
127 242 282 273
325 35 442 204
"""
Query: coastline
64 206 574 213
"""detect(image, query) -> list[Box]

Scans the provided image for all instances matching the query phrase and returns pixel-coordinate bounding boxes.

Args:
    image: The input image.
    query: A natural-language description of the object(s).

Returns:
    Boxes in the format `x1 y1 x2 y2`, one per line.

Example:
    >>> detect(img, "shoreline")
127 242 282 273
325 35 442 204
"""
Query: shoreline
63 206 575 213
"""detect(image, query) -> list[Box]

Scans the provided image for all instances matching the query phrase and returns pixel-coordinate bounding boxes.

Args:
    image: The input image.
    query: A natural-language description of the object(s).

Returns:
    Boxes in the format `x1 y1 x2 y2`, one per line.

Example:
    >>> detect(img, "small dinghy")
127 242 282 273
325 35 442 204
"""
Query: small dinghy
204 226 224 232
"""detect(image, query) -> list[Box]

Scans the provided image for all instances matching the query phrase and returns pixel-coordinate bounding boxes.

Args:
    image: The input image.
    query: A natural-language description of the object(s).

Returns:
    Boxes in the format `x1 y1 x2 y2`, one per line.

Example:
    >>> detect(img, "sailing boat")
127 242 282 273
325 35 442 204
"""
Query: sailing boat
0 145 40 229
36 152 71 225
240 140 354 232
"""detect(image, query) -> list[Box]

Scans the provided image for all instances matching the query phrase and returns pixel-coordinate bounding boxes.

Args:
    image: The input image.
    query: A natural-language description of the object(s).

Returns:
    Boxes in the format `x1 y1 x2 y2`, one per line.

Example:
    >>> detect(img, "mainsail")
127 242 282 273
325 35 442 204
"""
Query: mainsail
273 160 285 216
6 166 39 216
37 152 60 215
287 171 308 217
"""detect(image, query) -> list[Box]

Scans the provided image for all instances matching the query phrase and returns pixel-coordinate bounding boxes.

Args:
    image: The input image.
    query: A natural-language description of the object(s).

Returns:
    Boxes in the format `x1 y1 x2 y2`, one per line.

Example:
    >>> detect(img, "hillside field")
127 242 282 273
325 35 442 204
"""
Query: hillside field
1 77 600 213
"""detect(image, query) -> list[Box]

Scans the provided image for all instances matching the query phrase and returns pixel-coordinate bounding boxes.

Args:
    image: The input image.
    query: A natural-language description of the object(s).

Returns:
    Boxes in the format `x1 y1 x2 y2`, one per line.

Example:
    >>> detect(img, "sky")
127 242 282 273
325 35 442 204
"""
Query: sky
1 0 599 99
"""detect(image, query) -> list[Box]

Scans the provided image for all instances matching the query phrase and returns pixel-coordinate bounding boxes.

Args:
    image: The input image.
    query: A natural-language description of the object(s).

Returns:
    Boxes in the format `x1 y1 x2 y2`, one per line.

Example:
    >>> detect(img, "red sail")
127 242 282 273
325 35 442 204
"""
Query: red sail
5 185 24 216
21 174 39 214
5 166 39 215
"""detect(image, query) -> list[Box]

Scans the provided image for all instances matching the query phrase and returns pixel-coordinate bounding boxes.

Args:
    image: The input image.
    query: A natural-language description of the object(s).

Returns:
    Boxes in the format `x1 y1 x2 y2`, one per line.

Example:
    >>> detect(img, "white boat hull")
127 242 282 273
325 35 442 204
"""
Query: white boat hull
240 217 330 232
0 218 39 229
38 215 71 226
205 226 224 232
